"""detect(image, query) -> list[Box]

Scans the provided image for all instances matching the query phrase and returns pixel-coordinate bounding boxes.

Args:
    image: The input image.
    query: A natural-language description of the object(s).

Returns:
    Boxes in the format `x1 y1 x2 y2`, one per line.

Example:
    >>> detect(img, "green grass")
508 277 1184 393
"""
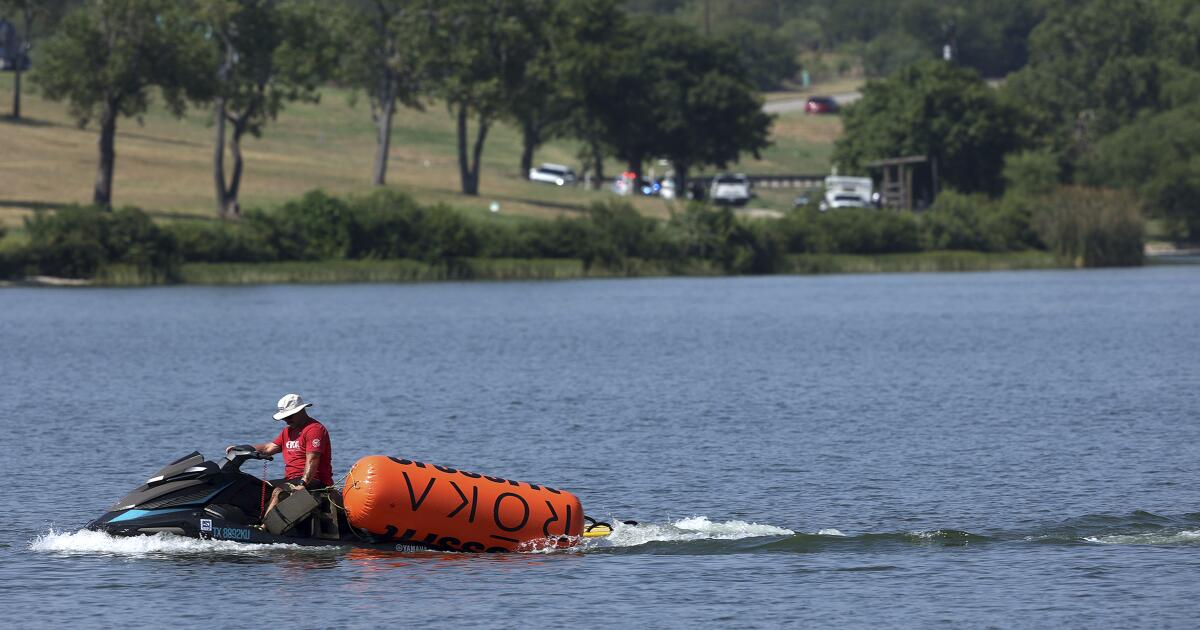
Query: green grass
784 250 1063 274
76 251 1066 286
174 258 594 285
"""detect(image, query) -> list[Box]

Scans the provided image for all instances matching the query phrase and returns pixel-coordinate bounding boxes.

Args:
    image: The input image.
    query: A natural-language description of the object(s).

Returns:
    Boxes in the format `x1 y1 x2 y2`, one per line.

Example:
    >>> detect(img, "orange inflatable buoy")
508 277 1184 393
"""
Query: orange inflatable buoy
342 455 585 552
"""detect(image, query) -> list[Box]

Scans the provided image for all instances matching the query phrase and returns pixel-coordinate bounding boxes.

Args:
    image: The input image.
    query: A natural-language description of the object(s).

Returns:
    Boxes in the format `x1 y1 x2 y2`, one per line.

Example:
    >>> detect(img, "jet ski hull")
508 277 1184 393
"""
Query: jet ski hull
87 506 445 552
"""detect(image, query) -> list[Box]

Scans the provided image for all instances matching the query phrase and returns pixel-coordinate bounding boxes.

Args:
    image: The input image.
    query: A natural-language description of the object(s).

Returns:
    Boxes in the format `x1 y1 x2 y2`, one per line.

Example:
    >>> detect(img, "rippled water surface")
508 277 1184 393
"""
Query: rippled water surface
3 267 1199 627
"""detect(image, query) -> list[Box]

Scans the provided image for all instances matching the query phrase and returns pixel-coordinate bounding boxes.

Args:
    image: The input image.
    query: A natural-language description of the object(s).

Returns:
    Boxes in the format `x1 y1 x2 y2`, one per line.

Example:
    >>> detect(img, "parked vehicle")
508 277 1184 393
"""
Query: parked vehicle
710 173 753 206
819 176 873 211
529 163 577 186
659 177 676 200
804 96 839 115
612 172 661 196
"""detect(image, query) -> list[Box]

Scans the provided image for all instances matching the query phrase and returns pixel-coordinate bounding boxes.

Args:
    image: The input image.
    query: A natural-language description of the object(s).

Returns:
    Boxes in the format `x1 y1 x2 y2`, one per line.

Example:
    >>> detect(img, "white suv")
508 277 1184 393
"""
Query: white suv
529 163 577 186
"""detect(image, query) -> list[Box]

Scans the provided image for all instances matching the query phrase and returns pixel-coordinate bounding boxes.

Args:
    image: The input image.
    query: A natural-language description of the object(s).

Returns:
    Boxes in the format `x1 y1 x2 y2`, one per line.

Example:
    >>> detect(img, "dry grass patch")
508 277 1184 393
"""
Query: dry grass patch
1 73 837 222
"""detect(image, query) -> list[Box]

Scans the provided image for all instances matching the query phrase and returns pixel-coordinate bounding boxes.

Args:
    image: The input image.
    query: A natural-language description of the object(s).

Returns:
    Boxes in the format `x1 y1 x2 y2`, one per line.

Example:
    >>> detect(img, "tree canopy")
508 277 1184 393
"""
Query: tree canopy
834 60 1024 196
34 0 213 207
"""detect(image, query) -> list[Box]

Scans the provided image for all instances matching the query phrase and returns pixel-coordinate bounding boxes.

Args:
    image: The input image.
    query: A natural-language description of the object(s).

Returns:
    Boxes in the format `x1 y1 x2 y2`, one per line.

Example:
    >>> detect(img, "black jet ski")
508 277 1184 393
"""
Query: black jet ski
86 446 430 552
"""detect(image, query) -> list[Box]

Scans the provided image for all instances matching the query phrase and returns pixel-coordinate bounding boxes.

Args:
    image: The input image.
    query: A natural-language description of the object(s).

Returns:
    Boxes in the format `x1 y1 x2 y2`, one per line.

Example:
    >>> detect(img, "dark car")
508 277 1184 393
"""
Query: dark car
804 96 839 115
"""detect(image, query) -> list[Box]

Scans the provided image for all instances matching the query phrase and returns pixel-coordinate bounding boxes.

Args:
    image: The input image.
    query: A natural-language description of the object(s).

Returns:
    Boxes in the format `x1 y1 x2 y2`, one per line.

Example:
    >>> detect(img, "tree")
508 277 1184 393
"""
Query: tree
1082 105 1200 238
499 0 571 179
569 16 663 177
637 24 773 194
713 21 798 90
421 0 537 196
35 0 213 208
1003 0 1166 164
556 0 636 185
200 0 332 219
0 0 71 120
834 60 1025 196
333 0 428 186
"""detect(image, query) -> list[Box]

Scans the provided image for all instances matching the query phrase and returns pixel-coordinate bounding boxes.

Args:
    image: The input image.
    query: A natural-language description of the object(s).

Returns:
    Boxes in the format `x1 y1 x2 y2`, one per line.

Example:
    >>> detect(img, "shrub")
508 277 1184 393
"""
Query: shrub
170 220 279 263
24 205 109 278
1003 149 1060 197
580 200 664 270
520 218 592 259
272 190 355 260
0 247 27 280
666 204 783 273
347 189 427 259
775 207 834 254
24 205 178 279
821 208 922 254
922 190 1036 252
106 207 179 279
1032 186 1144 267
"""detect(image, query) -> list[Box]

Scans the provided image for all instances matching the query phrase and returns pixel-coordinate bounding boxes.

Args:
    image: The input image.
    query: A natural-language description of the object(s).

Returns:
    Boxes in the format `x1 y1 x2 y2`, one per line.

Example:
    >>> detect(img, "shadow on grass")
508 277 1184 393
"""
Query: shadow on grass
0 199 59 212
119 130 205 149
0 200 213 222
485 194 591 215
1 115 56 128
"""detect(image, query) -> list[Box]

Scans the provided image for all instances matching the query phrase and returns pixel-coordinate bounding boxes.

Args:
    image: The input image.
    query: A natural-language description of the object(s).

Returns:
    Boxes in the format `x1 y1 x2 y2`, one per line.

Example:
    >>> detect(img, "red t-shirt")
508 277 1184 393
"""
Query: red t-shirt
271 419 333 486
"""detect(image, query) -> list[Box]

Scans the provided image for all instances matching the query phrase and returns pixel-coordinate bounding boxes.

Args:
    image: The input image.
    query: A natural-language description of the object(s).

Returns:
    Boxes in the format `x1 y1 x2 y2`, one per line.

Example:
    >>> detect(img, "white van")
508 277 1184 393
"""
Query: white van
819 176 873 211
529 163 577 186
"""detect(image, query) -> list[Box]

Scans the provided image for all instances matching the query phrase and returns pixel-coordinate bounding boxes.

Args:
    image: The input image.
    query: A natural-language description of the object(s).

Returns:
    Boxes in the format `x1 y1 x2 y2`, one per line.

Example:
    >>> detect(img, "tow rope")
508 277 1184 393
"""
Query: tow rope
259 461 269 520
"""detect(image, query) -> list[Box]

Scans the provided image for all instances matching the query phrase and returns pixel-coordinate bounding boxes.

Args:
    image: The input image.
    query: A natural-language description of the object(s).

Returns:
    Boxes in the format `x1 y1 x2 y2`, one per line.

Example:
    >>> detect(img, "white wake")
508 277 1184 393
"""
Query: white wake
28 528 317 556
585 516 795 549
1085 530 1200 545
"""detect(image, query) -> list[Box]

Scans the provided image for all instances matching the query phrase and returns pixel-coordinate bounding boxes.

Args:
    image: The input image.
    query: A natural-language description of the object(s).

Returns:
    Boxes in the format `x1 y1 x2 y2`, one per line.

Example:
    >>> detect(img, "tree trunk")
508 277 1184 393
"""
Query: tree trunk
456 105 472 195
519 120 537 179
225 118 247 219
372 77 396 186
471 116 490 195
13 8 30 120
456 106 490 196
591 141 605 185
11 67 20 120
213 99 228 216
627 158 643 178
213 99 247 220
674 161 689 200
93 101 118 209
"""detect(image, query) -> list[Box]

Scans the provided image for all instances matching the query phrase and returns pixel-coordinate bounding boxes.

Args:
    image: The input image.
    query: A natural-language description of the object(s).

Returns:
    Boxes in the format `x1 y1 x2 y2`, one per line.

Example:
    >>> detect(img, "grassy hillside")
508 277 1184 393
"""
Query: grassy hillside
0 73 842 227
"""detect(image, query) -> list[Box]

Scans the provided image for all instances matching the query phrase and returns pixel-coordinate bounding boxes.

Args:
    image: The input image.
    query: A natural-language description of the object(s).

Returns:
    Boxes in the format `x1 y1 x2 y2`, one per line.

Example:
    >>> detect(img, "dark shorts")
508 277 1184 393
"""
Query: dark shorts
269 477 328 490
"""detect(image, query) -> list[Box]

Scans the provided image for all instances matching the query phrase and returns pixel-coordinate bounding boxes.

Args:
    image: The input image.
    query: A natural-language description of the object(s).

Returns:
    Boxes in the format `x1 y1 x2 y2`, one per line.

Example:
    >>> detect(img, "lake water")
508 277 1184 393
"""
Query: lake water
2 267 1199 628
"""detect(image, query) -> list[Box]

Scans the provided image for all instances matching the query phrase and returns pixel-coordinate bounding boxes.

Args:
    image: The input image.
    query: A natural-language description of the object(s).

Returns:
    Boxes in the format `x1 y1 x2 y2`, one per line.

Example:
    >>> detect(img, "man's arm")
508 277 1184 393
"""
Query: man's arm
292 451 319 489
225 442 281 455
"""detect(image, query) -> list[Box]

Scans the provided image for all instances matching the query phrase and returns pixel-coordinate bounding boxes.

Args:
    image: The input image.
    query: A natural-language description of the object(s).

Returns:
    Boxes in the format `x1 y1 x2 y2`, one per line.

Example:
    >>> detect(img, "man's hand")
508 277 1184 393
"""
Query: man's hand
289 481 306 491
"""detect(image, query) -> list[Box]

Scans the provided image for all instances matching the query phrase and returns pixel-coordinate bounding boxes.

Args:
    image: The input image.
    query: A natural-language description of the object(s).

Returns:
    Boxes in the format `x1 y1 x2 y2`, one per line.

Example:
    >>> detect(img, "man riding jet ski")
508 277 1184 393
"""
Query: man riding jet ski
87 395 620 550
226 394 334 523
86 394 385 549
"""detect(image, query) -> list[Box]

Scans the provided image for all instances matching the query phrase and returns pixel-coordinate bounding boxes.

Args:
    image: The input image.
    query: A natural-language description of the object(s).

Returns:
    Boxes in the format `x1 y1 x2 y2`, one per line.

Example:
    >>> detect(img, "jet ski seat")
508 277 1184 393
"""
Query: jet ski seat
308 487 342 540
264 488 320 535
263 487 343 540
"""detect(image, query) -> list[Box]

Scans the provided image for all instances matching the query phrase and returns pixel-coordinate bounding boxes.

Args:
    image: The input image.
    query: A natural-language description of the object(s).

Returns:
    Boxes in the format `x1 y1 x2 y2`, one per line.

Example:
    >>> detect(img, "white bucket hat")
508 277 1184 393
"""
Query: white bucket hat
274 393 313 421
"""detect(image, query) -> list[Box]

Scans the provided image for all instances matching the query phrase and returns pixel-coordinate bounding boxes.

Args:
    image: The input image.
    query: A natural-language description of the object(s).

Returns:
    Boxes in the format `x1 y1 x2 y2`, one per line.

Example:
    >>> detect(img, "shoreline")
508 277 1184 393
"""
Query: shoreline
8 250 1194 289
1 251 1082 287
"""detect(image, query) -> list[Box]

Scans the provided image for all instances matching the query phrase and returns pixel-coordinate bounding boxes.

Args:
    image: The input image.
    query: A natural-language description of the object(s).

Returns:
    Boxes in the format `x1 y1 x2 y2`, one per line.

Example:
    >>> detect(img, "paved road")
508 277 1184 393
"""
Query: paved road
763 91 861 114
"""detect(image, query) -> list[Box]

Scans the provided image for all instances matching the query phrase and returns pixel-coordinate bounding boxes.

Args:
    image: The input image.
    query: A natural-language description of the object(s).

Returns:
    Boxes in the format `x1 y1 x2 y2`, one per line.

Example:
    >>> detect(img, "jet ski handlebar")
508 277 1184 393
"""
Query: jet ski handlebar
221 445 274 471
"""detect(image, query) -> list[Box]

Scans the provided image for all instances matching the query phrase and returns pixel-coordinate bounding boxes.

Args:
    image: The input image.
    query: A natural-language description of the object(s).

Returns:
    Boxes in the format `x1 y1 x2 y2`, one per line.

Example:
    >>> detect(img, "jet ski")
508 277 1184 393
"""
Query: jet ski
88 446 621 551
87 446 430 551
